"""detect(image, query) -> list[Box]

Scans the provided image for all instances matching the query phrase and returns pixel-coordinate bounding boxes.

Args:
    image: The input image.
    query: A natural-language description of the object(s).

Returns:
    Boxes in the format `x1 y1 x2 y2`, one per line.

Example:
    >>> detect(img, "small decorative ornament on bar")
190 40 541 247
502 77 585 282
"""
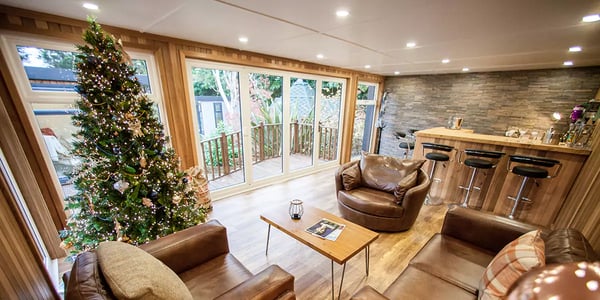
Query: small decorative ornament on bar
289 199 304 220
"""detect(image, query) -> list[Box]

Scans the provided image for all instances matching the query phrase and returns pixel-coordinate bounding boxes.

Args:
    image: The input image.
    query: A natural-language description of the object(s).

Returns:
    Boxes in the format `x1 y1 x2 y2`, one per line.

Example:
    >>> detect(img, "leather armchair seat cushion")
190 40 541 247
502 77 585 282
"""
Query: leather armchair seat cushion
383 266 477 300
409 234 496 294
337 187 404 218
179 253 253 299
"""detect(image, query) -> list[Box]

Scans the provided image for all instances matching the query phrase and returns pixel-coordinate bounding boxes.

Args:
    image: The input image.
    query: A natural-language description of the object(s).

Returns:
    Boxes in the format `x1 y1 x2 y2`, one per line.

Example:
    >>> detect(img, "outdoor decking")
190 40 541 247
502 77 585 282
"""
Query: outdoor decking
209 153 327 190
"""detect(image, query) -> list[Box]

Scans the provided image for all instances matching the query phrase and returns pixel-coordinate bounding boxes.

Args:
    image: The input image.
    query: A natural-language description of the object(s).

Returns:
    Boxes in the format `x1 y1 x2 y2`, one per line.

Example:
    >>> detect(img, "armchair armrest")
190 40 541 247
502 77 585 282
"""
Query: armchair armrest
215 265 295 300
441 206 547 253
139 219 229 274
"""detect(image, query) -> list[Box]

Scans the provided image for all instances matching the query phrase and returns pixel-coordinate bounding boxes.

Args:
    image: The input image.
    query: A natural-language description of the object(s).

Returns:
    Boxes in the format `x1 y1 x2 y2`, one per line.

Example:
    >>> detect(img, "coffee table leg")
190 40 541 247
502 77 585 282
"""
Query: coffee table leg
365 245 370 276
331 261 334 300
265 224 271 256
331 260 347 300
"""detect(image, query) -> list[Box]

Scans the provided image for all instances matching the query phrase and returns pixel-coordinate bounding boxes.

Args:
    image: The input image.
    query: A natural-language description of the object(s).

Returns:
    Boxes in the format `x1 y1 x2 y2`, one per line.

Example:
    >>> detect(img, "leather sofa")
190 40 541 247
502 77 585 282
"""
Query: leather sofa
351 206 598 299
335 155 431 232
64 220 296 299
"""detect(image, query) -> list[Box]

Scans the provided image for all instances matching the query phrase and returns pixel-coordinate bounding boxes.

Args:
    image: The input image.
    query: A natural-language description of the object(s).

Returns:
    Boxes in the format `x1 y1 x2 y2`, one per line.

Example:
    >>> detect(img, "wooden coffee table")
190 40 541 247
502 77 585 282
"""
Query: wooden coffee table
260 203 379 300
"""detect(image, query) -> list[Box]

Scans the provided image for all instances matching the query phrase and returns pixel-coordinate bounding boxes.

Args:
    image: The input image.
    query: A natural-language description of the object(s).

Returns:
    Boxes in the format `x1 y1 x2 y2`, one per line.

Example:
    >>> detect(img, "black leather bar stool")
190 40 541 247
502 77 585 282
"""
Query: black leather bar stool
422 142 455 205
506 155 562 219
458 149 505 208
395 131 415 159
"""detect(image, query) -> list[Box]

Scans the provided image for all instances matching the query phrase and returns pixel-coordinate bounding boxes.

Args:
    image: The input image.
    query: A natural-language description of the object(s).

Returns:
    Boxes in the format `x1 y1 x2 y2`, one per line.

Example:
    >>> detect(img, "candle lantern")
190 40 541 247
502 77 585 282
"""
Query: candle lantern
289 199 304 220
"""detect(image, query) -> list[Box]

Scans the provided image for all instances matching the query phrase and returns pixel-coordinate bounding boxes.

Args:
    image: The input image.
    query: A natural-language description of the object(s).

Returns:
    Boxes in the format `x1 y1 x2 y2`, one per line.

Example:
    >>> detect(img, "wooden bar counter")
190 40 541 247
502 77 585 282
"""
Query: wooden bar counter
413 127 591 227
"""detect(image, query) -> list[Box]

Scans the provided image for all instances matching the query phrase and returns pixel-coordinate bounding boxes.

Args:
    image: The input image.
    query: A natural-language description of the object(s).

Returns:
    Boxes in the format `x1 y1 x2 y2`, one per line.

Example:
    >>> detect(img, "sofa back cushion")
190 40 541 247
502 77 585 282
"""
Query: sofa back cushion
66 251 116 300
139 220 229 274
97 241 193 300
359 153 425 193
479 230 545 300
544 228 599 264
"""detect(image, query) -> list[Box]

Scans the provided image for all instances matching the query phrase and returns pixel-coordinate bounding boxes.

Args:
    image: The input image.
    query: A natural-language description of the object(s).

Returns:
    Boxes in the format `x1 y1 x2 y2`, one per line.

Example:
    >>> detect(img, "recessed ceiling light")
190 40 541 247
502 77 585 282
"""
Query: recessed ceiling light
563 61 574 66
406 42 416 48
442 58 450 64
364 65 371 69
316 54 324 59
83 3 99 10
394 71 400 75
582 14 600 23
569 46 582 52
462 67 470 72
336 10 350 17
238 36 248 43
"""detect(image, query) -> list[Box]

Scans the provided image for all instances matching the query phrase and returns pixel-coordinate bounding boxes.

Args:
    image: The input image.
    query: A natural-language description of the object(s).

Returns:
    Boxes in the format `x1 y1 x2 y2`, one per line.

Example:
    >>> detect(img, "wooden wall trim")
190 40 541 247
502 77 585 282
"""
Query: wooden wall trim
0 166 60 299
557 106 600 253
0 49 65 259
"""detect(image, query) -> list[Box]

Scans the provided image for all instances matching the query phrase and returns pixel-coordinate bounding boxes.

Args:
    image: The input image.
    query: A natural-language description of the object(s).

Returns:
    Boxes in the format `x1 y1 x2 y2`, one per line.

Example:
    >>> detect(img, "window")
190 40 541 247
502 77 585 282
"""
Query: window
214 102 224 126
1 34 168 206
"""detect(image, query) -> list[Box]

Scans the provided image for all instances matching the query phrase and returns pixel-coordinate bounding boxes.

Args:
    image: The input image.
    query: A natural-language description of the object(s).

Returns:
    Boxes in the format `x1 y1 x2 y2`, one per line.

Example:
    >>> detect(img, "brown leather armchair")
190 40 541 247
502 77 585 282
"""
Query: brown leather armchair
335 154 431 232
64 220 296 300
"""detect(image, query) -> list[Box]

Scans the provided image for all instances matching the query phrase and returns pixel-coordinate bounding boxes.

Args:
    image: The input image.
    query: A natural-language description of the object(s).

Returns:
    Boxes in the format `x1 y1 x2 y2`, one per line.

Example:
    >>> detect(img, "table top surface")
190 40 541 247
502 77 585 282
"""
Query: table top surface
415 127 591 155
260 203 379 264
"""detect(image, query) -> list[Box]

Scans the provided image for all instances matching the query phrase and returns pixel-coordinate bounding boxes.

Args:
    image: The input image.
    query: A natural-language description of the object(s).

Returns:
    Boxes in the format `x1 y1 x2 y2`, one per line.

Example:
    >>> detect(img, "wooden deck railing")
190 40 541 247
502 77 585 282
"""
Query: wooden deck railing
252 122 282 162
200 122 338 180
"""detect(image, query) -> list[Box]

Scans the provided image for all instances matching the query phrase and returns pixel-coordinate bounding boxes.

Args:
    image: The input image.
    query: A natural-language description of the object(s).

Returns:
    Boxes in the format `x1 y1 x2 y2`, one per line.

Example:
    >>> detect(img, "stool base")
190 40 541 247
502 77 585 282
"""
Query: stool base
507 176 531 219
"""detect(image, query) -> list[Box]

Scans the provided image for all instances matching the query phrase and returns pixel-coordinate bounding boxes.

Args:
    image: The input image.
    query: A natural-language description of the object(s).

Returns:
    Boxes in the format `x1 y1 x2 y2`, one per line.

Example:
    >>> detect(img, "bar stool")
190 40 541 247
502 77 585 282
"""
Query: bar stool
395 131 415 159
458 149 505 208
506 155 562 219
422 142 455 205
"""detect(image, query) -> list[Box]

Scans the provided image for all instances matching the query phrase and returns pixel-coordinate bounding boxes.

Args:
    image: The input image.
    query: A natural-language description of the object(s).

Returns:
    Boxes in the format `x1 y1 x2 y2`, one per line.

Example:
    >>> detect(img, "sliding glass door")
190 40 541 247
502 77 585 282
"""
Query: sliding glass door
187 60 345 194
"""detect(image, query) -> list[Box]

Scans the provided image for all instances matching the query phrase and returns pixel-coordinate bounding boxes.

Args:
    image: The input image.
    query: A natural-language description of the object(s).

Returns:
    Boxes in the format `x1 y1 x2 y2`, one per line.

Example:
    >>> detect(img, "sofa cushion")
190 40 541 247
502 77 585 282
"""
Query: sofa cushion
337 187 404 218
384 266 477 300
410 233 496 294
341 162 361 190
393 170 418 205
479 230 545 300
179 253 253 299
359 154 425 193
97 241 192 300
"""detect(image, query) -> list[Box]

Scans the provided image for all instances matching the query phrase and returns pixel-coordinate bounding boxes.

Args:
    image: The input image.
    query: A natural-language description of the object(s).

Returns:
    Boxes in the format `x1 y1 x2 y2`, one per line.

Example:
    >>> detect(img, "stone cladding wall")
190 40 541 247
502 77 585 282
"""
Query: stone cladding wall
379 67 600 157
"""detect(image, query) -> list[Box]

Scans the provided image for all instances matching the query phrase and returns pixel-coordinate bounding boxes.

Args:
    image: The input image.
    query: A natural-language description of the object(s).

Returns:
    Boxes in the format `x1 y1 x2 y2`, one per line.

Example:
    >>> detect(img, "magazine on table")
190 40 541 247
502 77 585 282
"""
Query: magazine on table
305 218 345 241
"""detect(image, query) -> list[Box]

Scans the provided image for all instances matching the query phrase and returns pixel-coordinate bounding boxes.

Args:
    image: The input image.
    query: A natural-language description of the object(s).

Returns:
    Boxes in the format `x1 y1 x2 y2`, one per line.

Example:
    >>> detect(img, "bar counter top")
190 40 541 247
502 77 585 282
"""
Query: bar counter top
415 127 591 156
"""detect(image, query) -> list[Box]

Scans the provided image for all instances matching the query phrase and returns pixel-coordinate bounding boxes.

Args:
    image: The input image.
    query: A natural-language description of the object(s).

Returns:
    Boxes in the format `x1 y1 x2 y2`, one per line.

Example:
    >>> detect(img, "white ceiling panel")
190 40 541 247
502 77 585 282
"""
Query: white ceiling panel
1 0 599 75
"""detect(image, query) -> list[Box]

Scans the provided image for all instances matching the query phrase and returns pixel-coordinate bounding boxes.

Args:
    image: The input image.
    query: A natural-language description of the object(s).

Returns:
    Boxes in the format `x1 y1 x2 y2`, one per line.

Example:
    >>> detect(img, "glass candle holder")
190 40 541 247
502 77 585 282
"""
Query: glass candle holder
289 199 303 220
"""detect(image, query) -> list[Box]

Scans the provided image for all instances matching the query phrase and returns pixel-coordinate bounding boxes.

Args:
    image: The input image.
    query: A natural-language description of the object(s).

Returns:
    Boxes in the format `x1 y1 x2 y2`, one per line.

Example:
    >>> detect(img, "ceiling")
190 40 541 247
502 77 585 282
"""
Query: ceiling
2 0 600 76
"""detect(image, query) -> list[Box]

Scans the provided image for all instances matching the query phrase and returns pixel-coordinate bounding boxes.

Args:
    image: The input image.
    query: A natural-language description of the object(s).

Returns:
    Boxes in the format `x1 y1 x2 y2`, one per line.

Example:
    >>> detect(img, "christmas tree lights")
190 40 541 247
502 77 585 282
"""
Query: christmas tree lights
60 18 206 255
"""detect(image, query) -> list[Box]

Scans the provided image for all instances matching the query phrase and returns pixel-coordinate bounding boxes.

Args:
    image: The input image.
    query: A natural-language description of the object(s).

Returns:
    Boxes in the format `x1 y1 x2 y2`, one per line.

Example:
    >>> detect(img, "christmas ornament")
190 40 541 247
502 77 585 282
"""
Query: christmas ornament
142 197 153 207
148 190 159 200
172 195 181 204
130 119 143 137
182 177 189 184
140 156 147 168
113 180 129 193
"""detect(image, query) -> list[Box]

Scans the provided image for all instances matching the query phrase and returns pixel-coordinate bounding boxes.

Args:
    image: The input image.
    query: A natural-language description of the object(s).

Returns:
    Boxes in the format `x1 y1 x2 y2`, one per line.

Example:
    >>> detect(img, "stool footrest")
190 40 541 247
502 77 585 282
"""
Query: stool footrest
459 185 481 191
507 196 532 203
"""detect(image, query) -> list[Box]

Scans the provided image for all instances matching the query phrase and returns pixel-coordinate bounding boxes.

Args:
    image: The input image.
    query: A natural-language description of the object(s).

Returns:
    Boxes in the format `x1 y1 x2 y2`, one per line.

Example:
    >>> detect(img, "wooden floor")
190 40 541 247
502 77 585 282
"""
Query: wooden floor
209 166 449 300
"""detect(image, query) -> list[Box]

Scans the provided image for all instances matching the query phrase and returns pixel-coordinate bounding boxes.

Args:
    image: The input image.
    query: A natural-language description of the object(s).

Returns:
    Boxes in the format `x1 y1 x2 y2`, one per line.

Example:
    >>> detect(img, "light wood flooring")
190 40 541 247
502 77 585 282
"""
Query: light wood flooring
209 166 449 300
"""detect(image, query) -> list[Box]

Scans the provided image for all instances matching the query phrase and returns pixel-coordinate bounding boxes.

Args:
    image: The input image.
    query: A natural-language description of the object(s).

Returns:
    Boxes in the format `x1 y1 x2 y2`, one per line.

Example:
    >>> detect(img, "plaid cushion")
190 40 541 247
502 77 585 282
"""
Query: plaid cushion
479 230 545 300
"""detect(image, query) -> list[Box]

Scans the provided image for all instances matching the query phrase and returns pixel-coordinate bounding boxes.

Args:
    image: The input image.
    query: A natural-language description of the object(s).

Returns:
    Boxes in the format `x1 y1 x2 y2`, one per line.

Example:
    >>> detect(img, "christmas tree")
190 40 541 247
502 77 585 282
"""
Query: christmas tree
61 18 205 255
